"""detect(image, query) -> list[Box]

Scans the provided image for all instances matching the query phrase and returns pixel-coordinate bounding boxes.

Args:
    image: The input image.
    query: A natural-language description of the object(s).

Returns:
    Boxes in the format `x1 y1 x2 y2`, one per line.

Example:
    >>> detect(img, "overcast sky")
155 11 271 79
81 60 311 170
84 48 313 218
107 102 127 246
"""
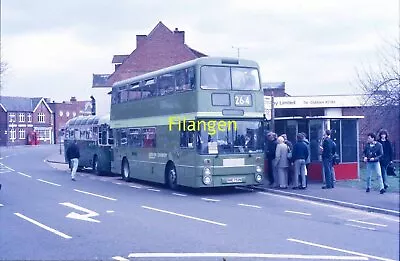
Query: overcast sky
1 0 399 115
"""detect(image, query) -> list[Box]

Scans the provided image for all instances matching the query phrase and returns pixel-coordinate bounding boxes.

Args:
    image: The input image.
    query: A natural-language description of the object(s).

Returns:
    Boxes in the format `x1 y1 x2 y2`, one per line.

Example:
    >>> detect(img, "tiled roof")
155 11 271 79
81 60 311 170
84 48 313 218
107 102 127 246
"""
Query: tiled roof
112 55 129 64
104 21 207 86
0 96 38 112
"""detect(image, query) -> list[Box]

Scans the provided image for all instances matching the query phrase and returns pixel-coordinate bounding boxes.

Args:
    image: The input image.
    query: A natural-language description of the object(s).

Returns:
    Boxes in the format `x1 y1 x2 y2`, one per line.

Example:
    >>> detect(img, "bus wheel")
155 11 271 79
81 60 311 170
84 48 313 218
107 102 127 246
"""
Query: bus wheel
121 159 130 181
166 165 178 190
92 155 100 176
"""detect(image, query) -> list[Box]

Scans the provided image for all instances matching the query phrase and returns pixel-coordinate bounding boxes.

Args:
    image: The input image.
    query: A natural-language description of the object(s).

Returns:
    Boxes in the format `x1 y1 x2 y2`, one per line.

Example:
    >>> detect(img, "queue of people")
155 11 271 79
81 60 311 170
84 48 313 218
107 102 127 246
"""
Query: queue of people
265 132 310 190
264 129 394 194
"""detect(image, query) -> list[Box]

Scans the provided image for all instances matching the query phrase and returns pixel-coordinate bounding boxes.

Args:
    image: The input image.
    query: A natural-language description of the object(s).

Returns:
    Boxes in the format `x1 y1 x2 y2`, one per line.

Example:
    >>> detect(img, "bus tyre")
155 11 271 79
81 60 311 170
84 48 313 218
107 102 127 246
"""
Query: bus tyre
92 155 100 176
166 165 178 190
122 159 130 181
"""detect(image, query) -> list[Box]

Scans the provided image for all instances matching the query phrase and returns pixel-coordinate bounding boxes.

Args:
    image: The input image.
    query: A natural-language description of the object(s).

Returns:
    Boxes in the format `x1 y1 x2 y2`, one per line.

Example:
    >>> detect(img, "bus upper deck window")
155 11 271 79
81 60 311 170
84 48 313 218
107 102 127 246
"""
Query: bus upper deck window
200 66 230 89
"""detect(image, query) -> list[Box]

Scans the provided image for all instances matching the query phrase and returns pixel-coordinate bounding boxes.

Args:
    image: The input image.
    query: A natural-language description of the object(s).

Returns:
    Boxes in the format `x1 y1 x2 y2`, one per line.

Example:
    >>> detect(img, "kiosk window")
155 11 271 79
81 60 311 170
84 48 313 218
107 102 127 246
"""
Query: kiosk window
341 120 357 162
309 120 323 162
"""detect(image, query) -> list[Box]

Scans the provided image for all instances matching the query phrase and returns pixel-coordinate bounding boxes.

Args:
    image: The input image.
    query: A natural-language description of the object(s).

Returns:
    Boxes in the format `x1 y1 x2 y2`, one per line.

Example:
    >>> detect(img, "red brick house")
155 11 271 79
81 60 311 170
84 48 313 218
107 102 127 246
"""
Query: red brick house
0 96 54 146
48 97 92 143
92 21 206 88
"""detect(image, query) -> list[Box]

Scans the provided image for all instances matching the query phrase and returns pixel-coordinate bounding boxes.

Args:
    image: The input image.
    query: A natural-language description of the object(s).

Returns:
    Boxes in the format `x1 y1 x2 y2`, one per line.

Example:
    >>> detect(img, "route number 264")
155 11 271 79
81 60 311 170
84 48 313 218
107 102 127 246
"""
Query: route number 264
234 95 251 106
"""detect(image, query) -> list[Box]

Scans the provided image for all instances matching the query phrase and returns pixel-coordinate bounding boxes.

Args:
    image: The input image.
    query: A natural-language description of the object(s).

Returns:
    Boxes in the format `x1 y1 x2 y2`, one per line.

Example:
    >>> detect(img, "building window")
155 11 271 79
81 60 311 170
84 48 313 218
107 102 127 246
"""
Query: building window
38 129 51 140
9 128 16 141
66 111 70 117
73 111 76 117
19 129 26 139
59 111 63 117
9 113 16 123
38 113 45 123
19 113 25 122
27 113 32 122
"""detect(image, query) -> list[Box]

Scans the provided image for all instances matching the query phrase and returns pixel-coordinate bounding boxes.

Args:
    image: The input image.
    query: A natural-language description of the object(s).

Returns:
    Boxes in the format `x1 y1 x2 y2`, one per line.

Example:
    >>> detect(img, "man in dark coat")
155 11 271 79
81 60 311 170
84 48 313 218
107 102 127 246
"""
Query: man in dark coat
377 129 393 188
66 140 80 181
265 132 278 186
321 130 335 189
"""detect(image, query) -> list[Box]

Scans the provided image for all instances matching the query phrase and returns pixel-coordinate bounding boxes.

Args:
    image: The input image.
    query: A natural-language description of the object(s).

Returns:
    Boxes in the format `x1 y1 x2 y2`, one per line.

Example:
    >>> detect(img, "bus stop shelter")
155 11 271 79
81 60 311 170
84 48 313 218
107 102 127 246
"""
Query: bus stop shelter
272 116 363 181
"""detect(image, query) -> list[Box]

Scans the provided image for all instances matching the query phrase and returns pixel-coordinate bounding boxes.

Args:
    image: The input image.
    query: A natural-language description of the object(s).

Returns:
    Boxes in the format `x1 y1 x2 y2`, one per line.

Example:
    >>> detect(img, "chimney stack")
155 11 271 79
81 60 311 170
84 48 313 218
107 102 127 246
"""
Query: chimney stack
70 97 77 102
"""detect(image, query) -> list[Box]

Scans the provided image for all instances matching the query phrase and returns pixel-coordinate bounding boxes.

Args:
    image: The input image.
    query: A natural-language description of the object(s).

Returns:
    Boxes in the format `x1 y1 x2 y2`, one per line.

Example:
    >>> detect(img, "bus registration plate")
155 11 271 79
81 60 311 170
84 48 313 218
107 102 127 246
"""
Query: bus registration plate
222 177 246 184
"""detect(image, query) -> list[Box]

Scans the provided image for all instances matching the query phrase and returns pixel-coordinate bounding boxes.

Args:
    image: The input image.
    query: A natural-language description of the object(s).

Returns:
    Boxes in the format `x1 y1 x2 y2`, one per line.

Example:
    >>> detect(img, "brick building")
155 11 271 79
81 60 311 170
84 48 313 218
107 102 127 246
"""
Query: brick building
48 97 93 143
92 21 207 88
0 96 54 146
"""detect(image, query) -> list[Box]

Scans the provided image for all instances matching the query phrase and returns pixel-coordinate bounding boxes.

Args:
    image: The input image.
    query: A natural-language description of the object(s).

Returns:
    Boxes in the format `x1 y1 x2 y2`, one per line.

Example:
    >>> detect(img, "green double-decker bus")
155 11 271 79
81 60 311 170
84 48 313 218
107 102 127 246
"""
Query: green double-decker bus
64 114 113 174
111 57 265 189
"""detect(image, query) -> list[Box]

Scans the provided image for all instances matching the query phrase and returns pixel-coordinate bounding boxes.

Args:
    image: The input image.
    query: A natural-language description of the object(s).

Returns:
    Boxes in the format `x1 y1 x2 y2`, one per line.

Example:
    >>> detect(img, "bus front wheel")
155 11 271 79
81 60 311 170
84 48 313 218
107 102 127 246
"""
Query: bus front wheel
121 159 130 181
166 164 178 190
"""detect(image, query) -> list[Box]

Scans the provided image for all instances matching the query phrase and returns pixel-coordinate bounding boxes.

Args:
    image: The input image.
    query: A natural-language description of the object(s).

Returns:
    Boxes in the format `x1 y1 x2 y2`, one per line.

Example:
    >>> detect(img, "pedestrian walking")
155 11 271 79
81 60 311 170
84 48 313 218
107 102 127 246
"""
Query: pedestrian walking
321 130 335 189
274 136 290 188
292 133 309 189
266 132 278 186
66 139 80 181
363 133 385 194
377 129 393 189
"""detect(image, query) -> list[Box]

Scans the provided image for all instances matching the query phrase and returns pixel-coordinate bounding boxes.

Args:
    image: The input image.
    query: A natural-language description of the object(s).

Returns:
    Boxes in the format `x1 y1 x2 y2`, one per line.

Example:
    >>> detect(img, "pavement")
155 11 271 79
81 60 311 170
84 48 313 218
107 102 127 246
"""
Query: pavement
1 145 399 260
46 150 400 217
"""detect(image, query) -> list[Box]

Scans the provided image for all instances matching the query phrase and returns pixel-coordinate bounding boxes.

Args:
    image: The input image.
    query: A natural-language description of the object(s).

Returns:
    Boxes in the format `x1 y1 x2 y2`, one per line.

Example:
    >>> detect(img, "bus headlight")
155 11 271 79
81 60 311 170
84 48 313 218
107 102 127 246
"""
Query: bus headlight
203 167 211 176
203 175 212 185
255 174 263 183
202 167 212 185
256 165 262 173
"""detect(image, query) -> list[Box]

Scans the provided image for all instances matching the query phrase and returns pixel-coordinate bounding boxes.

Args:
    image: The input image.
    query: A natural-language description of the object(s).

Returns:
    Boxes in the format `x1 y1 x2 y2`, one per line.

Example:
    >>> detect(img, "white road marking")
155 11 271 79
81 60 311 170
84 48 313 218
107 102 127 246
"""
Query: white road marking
258 190 400 216
129 185 142 189
14 213 72 239
112 256 129 261
288 238 396 261
347 219 387 227
201 197 220 202
17 172 32 178
59 202 100 223
147 188 160 192
285 210 312 216
37 179 61 187
345 223 376 231
112 182 123 185
127 252 367 259
258 192 400 223
0 203 3 207
106 210 115 213
172 193 187 197
142 206 227 227
238 203 262 209
74 189 117 201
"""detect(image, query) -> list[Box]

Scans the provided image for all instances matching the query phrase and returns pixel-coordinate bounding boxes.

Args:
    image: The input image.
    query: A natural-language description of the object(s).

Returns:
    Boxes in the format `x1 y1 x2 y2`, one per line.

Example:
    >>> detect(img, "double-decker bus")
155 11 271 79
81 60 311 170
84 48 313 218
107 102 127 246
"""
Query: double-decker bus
110 57 266 189
64 114 113 174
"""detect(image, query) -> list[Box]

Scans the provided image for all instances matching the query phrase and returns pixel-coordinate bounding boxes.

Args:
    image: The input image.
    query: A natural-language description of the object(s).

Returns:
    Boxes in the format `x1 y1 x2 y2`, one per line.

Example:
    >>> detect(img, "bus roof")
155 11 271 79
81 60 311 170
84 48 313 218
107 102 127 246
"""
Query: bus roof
65 114 110 127
113 56 260 88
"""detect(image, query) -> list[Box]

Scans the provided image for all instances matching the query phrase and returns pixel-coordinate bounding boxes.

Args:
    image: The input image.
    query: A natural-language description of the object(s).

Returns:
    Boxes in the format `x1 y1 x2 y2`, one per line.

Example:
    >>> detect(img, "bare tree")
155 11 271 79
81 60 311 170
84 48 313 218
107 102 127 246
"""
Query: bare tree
0 42 7 91
357 40 400 107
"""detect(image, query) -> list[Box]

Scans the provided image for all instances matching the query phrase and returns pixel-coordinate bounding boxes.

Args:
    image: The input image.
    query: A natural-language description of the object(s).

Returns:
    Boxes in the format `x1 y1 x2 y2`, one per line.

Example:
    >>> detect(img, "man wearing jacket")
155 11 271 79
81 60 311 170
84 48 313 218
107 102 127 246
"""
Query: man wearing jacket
66 140 80 181
377 129 393 189
321 130 335 189
363 133 385 194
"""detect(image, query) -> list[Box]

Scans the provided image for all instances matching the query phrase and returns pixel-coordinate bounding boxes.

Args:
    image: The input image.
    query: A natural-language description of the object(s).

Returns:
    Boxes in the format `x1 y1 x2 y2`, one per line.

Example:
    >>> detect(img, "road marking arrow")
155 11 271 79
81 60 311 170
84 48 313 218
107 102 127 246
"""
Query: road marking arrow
59 202 100 223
